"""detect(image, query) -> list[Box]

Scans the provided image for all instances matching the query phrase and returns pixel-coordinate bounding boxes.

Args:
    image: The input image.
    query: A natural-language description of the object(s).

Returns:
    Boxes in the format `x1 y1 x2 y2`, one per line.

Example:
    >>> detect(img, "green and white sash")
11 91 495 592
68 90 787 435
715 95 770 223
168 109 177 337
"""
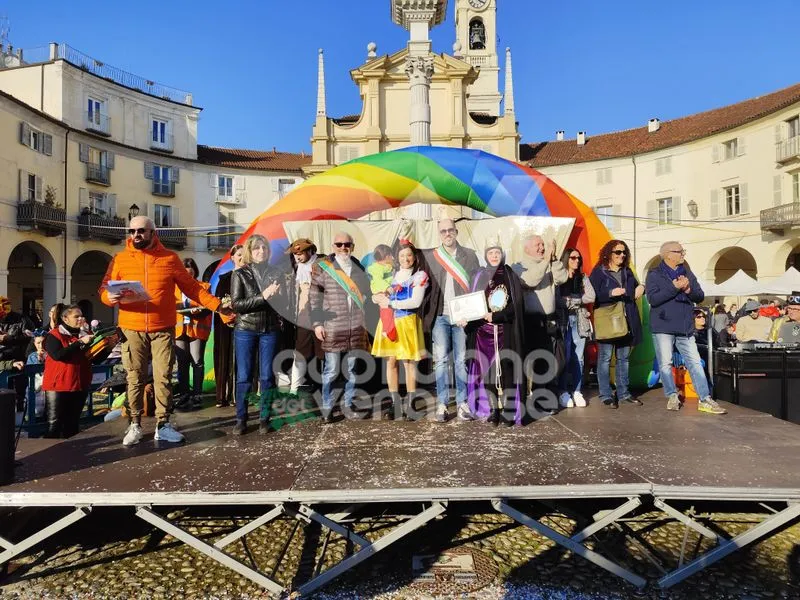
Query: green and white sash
433 245 470 292
318 258 365 309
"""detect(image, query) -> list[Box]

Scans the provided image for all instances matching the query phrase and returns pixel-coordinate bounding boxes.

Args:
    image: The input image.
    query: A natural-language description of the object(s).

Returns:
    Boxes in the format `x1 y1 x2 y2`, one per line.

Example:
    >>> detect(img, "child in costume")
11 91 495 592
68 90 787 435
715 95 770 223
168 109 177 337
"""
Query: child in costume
367 244 397 342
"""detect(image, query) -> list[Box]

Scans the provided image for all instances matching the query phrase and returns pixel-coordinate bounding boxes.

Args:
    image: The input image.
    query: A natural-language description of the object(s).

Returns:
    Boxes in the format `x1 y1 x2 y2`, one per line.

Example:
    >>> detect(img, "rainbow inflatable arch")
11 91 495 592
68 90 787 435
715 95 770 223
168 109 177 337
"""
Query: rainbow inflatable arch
208 146 655 388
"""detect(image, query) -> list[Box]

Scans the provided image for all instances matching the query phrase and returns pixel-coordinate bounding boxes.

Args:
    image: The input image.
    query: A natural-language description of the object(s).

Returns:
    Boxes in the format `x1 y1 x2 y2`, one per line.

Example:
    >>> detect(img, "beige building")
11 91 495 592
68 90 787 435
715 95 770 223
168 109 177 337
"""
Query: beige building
521 84 800 287
0 42 306 323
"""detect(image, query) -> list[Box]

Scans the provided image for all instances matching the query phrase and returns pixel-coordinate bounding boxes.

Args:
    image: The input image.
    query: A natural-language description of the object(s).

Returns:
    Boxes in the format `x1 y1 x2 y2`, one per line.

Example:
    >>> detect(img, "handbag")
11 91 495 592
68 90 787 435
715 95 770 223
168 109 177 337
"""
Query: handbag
576 307 594 339
594 302 629 341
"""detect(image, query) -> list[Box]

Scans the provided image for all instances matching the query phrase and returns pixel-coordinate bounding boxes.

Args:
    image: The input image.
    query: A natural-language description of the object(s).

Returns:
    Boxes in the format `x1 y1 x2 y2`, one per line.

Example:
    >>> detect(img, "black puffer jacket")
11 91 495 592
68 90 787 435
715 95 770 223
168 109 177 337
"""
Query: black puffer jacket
230 262 284 333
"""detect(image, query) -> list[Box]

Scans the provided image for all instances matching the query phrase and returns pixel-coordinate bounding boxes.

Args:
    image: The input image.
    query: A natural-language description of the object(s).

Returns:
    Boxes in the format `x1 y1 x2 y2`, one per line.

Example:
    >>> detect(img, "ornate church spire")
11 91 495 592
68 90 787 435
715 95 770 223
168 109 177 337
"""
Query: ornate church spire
316 49 327 117
504 47 515 117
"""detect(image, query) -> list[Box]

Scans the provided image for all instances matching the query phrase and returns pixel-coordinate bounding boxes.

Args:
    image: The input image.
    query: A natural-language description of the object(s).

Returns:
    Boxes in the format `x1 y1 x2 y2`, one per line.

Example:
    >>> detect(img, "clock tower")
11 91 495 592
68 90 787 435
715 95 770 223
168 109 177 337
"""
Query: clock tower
455 0 501 116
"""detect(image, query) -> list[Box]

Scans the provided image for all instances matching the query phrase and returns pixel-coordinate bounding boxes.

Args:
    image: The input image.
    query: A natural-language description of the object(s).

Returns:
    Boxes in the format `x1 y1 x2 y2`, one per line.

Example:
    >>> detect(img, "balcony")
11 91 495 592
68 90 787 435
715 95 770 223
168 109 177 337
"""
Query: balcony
207 227 243 252
86 163 111 185
776 136 800 164
152 181 175 197
85 112 111 136
77 212 126 243
760 202 800 235
17 201 67 236
215 190 247 206
157 227 188 249
150 134 174 153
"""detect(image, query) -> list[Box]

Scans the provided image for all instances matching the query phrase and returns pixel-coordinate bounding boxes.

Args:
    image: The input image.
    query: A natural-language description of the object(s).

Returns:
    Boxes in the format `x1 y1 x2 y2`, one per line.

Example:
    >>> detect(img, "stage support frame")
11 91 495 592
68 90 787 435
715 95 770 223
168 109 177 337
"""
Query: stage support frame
0 506 90 565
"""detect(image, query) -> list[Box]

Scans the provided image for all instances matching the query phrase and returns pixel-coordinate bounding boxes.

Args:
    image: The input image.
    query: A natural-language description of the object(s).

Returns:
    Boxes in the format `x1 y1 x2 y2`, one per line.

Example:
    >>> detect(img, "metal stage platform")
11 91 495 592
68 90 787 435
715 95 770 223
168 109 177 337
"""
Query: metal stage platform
2 391 800 596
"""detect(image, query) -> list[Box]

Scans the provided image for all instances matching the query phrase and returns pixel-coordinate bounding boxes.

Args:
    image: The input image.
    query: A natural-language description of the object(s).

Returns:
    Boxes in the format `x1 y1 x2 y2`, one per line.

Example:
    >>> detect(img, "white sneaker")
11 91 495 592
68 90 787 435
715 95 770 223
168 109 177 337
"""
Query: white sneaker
435 403 448 422
572 391 587 408
559 392 574 408
122 423 143 446
456 403 474 421
154 422 185 443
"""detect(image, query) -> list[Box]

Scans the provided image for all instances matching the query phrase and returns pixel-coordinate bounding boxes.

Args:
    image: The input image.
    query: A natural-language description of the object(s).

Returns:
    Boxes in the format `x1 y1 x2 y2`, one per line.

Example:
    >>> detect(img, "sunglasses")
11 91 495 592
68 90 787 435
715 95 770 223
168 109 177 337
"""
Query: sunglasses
334 242 353 248
568 255 581 260
439 228 457 235
611 250 627 256
128 228 151 235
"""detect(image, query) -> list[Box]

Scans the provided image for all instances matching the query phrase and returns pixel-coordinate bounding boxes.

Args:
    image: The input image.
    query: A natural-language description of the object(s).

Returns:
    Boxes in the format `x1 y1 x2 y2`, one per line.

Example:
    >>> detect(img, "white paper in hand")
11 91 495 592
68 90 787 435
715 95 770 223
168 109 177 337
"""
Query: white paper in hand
107 280 151 304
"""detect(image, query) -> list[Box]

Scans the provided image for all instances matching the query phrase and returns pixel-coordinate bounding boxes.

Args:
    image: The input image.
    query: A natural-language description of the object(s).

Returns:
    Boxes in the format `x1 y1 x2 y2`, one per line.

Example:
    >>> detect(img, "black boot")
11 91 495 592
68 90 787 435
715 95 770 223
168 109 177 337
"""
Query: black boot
232 420 247 435
488 408 500 426
44 392 61 438
388 392 402 421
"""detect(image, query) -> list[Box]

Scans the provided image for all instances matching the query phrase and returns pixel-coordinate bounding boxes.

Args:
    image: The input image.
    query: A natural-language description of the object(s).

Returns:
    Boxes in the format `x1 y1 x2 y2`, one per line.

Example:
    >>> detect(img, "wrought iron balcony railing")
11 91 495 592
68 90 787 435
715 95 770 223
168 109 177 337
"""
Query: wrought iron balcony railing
157 227 188 249
77 213 126 243
86 112 111 136
150 133 175 153
776 136 800 164
152 181 175 197
207 228 242 251
86 162 111 185
760 202 800 235
17 201 67 236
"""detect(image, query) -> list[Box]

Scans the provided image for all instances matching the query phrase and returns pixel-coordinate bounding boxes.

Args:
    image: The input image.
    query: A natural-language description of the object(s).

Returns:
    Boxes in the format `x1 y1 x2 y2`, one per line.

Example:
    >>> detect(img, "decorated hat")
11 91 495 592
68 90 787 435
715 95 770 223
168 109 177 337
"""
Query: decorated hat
285 238 316 254
484 233 503 252
743 299 760 313
788 291 800 307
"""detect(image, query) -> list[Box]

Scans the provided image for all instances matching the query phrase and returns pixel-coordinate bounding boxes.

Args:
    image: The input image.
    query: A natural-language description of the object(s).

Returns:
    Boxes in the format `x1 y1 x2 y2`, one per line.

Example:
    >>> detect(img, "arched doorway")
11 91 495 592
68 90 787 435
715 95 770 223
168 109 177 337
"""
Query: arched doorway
784 242 800 271
70 251 113 325
711 247 758 284
639 254 661 280
7 241 58 327
202 259 220 283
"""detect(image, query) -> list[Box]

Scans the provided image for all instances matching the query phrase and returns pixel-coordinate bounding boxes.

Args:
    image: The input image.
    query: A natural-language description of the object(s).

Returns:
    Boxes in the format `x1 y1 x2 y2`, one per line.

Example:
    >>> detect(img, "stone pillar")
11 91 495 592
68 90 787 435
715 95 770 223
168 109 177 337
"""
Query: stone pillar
0 269 8 298
406 56 435 147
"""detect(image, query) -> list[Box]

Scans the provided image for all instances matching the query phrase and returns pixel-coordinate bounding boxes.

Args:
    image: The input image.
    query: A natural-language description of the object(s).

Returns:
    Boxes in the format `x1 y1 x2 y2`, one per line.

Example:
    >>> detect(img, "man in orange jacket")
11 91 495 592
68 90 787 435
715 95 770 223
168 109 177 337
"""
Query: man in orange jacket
100 216 228 446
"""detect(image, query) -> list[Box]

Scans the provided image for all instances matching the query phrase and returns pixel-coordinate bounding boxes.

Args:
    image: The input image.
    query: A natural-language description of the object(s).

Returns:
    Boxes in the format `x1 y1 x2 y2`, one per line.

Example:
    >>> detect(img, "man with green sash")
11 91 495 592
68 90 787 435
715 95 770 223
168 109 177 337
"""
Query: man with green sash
422 219 480 422
311 231 371 422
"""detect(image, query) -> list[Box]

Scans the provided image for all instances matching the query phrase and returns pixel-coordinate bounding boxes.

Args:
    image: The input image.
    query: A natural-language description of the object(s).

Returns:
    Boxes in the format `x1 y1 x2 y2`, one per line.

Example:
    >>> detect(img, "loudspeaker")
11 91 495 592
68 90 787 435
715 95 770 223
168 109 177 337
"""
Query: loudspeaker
785 351 800 424
737 351 785 419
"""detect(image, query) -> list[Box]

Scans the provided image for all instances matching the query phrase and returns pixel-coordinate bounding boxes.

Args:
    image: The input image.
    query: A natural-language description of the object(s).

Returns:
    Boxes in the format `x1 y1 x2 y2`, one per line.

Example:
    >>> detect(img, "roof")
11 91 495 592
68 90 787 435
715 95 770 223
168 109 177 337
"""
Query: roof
521 82 800 168
197 145 312 173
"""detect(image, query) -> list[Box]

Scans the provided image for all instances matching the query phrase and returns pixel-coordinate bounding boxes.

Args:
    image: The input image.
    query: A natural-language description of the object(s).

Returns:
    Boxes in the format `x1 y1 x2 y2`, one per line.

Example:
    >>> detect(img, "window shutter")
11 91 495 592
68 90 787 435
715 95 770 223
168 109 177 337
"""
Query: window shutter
775 123 784 143
671 196 681 224
655 160 663 177
612 204 622 232
272 178 280 196
79 143 89 163
596 169 604 185
774 175 783 206
712 144 720 163
20 122 31 147
172 206 180 226
664 156 671 174
737 136 746 156
144 162 154 180
710 189 719 219
106 151 115 170
237 176 246 190
40 133 53 156
78 187 90 212
171 167 180 183
107 193 117 219
18 170 26 202
739 183 749 214
210 173 218 188
35 176 43 202
646 199 657 228
138 201 148 217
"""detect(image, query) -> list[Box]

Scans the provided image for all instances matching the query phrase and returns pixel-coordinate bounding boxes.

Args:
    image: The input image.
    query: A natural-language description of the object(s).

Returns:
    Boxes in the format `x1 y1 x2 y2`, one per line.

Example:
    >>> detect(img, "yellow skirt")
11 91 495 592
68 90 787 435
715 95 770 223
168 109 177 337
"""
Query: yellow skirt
372 313 427 361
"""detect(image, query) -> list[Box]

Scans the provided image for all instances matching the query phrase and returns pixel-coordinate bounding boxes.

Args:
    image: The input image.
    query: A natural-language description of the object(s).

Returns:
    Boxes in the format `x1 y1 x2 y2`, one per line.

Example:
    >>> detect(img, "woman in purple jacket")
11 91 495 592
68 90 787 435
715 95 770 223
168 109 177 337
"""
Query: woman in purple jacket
588 240 644 409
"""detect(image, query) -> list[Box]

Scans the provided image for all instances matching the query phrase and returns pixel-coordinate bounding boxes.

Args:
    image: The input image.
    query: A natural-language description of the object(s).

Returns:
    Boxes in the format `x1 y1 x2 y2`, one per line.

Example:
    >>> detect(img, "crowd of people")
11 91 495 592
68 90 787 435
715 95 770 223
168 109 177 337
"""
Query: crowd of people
11 215 800 446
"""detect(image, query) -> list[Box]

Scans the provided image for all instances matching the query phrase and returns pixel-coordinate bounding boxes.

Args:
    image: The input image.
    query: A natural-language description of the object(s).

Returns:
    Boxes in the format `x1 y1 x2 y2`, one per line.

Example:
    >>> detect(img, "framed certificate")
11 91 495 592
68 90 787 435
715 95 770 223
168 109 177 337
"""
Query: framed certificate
449 292 488 322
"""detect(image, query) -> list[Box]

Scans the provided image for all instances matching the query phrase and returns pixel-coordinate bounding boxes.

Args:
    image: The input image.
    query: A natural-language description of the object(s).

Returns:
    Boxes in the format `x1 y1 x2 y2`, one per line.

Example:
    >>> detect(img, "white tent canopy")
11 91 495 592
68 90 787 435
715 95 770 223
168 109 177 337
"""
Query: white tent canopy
711 269 760 297
759 267 800 295
695 276 718 297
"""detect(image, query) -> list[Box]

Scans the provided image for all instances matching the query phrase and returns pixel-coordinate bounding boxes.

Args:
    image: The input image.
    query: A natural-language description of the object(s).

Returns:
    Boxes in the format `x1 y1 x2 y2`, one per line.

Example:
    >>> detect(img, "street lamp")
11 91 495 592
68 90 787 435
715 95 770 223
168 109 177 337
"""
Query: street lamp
687 199 698 219
128 203 140 221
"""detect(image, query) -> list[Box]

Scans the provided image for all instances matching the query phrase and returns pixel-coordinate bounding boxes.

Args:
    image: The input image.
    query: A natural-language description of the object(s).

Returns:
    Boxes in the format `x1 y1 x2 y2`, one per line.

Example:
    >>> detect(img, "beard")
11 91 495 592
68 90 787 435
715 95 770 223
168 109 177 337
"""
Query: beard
132 238 151 250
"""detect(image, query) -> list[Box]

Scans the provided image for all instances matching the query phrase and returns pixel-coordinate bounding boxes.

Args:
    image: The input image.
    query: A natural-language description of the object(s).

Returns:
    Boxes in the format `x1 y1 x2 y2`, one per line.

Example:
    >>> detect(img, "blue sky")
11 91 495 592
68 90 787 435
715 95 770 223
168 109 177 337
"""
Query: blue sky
3 0 799 153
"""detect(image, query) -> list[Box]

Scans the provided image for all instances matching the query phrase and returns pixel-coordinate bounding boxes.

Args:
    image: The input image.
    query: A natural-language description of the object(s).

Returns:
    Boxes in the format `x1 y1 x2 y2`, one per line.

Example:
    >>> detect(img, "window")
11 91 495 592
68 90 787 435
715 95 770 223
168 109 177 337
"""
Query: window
337 146 360 164
657 197 674 224
86 97 109 133
724 185 742 215
656 156 672 176
723 139 738 160
595 205 614 230
146 163 177 196
151 118 172 150
788 116 800 140
793 173 800 203
19 122 53 155
153 204 172 227
218 176 233 198
89 191 108 217
26 173 37 203
278 179 295 199
596 168 612 185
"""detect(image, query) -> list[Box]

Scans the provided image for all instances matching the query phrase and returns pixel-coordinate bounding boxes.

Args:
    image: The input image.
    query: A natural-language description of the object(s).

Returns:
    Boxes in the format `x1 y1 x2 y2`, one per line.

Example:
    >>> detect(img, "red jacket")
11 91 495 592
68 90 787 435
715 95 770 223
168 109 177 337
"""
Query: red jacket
42 326 91 392
99 236 221 332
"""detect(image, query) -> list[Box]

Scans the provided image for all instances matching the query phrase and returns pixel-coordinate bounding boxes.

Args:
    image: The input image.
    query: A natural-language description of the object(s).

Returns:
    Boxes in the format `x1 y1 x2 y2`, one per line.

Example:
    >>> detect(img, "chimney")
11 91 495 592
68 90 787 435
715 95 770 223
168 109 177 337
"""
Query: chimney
49 42 58 61
577 131 586 146
556 130 564 141
648 118 661 133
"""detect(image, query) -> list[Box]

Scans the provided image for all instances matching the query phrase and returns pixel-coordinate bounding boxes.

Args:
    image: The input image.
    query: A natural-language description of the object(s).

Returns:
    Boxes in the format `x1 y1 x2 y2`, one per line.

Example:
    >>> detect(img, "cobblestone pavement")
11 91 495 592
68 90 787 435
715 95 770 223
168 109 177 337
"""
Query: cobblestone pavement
1 508 798 599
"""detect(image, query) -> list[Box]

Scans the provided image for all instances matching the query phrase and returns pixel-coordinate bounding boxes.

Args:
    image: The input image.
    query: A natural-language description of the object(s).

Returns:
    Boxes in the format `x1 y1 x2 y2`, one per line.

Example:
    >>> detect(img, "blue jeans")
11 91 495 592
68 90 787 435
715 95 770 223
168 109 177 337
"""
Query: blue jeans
597 342 632 401
322 352 358 413
652 333 711 400
234 329 279 422
432 315 468 407
559 315 586 394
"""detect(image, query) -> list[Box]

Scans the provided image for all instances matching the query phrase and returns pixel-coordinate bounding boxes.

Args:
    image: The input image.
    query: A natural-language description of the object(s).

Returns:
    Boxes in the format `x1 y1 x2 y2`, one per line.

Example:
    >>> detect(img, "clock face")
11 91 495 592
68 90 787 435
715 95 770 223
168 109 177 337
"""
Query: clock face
468 0 488 9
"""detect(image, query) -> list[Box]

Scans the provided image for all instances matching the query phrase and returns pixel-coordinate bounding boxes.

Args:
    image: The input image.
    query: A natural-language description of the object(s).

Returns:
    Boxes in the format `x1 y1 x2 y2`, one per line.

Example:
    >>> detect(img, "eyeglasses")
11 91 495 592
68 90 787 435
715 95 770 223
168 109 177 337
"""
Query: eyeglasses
439 228 457 235
128 228 150 235
568 255 581 260
334 242 353 248
611 250 627 256
668 249 686 255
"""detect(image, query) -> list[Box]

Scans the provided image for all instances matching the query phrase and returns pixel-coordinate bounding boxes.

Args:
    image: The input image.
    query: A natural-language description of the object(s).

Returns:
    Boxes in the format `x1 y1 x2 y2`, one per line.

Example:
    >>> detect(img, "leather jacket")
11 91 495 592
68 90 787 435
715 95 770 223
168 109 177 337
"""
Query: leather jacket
230 263 283 333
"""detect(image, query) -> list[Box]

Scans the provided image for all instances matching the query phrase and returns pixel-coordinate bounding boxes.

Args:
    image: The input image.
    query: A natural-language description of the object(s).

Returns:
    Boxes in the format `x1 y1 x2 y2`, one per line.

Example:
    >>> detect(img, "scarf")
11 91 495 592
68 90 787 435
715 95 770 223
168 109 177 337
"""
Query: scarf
660 262 690 303
295 256 316 287
517 255 550 288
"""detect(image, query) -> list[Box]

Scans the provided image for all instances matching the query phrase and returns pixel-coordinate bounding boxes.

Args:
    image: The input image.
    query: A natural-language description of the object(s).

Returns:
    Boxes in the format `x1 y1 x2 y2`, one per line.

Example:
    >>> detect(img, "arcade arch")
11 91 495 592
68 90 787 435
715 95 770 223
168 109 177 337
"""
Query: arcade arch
70 251 113 325
7 241 58 326
710 246 758 284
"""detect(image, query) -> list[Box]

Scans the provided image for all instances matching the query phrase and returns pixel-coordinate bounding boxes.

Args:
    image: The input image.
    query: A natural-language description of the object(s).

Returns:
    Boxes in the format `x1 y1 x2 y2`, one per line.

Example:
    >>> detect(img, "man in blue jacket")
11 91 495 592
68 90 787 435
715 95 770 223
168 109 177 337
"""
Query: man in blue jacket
645 241 727 414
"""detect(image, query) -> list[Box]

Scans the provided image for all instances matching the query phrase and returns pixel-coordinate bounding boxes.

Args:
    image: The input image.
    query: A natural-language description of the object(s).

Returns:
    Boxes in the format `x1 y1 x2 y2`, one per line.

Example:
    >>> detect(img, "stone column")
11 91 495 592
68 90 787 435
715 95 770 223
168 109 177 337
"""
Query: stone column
405 55 435 147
